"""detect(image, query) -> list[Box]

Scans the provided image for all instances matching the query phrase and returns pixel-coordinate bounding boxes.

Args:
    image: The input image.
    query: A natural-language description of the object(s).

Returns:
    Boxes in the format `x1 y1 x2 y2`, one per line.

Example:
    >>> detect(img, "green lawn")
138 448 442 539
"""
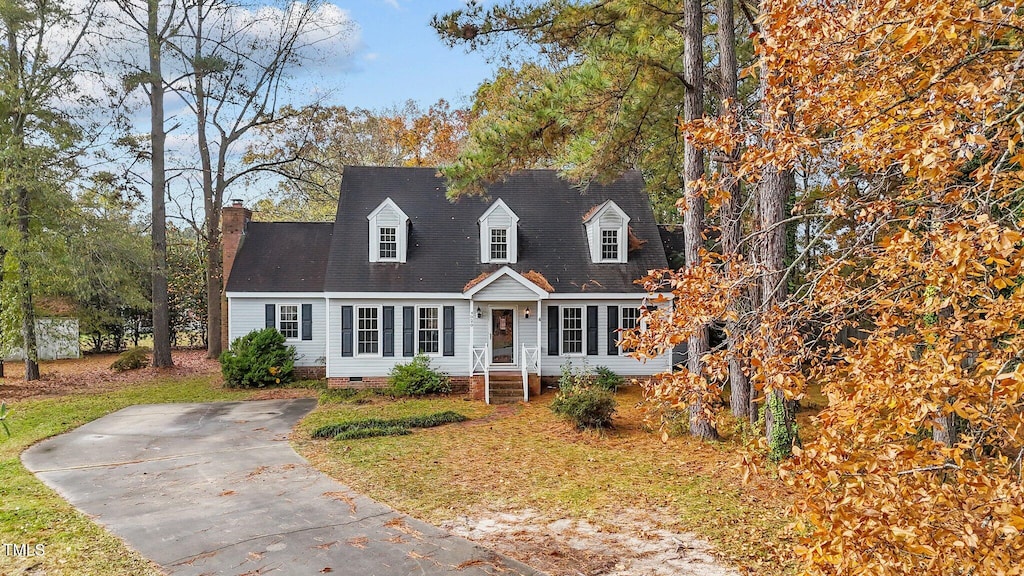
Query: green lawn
0 375 257 576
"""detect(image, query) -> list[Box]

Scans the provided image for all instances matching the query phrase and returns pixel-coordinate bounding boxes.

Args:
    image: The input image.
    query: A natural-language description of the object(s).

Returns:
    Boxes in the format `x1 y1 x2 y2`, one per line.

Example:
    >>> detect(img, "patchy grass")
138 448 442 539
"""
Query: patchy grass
293 387 800 574
0 374 257 576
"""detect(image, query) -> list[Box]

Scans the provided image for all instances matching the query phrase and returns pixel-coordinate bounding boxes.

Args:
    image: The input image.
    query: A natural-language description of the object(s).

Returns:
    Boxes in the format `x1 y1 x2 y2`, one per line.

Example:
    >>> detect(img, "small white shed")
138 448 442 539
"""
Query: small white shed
4 318 81 361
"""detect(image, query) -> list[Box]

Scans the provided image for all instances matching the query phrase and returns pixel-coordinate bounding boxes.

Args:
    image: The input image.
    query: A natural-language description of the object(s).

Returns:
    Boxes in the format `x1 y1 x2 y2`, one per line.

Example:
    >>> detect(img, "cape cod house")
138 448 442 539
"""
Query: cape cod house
222 166 672 403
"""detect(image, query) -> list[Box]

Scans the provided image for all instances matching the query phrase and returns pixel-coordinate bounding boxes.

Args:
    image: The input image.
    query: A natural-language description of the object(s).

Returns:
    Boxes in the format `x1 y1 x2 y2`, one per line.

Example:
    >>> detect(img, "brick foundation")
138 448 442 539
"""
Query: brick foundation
294 366 326 380
328 375 472 394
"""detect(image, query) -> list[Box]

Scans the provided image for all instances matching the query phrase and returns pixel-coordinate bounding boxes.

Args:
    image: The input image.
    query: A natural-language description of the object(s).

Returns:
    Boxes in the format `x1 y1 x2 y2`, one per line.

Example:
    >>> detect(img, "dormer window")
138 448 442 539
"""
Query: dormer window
479 199 519 264
379 227 398 260
367 198 409 263
490 228 508 261
583 200 629 263
601 229 619 261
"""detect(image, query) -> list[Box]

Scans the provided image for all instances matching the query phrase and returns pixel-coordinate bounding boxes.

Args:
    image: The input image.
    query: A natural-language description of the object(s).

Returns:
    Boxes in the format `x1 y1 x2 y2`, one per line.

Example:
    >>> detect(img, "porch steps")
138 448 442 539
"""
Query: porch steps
487 371 527 403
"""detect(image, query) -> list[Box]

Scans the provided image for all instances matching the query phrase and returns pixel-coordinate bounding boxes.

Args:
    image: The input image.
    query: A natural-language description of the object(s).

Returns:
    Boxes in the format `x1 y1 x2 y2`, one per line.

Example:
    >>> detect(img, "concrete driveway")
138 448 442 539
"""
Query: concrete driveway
22 399 542 576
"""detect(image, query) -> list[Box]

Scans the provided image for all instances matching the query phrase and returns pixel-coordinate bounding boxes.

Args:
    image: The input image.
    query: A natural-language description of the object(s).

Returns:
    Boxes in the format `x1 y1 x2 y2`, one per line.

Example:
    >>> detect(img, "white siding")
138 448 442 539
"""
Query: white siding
539 300 672 377
473 275 540 301
327 299 473 378
228 297 327 367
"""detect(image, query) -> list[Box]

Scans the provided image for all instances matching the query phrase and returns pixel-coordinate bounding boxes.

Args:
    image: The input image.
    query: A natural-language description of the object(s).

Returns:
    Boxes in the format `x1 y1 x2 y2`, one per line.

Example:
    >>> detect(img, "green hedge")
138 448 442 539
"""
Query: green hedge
311 410 468 440
219 328 296 388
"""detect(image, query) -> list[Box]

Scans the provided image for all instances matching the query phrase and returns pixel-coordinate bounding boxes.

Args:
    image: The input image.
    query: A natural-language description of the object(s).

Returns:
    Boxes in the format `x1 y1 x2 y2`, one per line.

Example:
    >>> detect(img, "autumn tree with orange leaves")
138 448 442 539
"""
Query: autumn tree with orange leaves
660 0 1024 571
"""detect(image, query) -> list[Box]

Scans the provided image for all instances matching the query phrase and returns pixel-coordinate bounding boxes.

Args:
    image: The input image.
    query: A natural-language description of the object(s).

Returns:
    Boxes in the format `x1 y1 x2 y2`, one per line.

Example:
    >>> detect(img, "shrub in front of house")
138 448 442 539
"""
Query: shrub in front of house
386 354 452 396
551 362 617 430
111 347 151 372
593 366 625 392
219 328 296 388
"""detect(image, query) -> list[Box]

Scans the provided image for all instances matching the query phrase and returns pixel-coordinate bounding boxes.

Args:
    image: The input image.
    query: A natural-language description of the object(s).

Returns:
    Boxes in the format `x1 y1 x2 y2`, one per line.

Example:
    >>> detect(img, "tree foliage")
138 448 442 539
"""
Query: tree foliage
245 99 471 221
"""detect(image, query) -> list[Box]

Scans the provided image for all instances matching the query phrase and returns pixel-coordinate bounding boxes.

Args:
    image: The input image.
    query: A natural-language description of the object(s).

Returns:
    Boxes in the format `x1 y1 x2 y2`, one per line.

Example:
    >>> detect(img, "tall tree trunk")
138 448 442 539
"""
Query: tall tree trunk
149 0 173 367
758 0 796 455
683 0 717 440
16 186 40 381
717 0 750 421
0 245 6 379
192 2 223 359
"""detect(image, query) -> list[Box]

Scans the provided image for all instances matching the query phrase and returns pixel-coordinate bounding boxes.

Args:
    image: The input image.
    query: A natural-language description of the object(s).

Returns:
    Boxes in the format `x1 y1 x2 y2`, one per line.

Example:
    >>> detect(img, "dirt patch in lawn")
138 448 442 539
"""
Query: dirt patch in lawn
443 507 739 576
0 350 220 401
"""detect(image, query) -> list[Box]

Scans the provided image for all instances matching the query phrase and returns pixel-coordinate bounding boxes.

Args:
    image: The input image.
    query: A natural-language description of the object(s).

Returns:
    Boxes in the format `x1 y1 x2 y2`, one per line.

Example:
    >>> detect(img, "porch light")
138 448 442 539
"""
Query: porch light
524 307 531 318
476 306 482 318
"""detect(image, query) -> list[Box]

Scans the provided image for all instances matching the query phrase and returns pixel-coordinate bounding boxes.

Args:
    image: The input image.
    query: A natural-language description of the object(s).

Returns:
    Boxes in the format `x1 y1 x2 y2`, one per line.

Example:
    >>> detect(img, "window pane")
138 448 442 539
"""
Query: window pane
379 227 397 259
490 228 507 260
601 229 618 260
562 307 583 354
418 307 439 353
279 305 298 339
358 307 379 354
620 307 640 351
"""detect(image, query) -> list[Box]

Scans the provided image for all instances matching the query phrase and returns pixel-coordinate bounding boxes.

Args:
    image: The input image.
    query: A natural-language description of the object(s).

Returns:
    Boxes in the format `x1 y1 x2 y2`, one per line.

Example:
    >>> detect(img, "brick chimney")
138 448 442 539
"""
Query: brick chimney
221 199 251 351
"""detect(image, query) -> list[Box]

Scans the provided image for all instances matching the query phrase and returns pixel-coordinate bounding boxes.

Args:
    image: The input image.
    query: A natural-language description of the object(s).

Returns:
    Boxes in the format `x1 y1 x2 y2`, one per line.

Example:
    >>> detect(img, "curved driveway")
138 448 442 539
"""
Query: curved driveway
22 399 542 576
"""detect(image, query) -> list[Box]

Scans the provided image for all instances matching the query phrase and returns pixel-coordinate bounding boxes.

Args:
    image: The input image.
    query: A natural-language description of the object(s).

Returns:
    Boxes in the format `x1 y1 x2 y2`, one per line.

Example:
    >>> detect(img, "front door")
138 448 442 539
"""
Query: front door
491 308 514 364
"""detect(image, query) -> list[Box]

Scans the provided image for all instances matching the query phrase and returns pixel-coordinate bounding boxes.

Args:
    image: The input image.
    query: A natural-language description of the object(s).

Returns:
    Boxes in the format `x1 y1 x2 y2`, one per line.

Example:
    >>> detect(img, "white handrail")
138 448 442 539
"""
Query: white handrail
521 345 540 402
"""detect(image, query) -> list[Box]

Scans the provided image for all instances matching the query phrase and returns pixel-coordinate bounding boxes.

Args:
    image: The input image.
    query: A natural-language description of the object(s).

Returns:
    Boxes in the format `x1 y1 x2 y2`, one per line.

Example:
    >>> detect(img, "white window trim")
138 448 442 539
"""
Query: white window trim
560 306 585 356
416 305 442 357
378 226 399 262
488 227 510 263
356 306 382 357
600 228 620 262
278 304 300 341
619 306 642 351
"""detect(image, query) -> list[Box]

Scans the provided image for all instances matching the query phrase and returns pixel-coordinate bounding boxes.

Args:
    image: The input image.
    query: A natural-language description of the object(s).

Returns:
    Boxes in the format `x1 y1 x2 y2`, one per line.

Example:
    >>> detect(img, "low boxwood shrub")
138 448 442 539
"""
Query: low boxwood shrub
219 328 296 388
111 347 151 372
334 426 411 441
311 410 468 439
387 354 451 396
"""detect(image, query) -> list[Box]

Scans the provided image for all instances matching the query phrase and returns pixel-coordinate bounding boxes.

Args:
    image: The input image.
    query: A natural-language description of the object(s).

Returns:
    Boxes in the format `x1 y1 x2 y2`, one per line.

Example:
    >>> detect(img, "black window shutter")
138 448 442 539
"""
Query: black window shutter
265 304 276 329
442 306 455 356
301 304 313 341
607 306 619 356
547 306 559 355
586 305 599 355
402 306 415 356
382 306 395 356
341 306 353 357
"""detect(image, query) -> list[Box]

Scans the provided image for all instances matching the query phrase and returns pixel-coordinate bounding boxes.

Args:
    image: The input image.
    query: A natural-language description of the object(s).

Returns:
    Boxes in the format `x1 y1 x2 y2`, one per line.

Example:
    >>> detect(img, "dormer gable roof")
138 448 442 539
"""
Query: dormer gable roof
478 198 520 224
367 197 408 223
582 199 630 225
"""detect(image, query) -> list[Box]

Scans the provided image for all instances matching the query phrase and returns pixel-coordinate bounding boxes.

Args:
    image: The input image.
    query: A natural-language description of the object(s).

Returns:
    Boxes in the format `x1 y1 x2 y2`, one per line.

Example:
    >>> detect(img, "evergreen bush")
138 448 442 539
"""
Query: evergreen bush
387 354 451 396
219 328 295 388
111 347 151 372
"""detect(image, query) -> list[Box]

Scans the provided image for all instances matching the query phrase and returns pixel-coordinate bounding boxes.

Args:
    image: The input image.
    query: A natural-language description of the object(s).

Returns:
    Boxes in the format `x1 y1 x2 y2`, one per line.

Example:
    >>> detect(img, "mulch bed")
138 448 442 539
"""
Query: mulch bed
0 350 220 402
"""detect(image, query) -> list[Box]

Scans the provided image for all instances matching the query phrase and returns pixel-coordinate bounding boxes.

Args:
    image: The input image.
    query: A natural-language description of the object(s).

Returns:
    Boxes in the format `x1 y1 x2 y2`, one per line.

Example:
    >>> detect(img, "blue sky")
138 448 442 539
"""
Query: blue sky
329 1 496 110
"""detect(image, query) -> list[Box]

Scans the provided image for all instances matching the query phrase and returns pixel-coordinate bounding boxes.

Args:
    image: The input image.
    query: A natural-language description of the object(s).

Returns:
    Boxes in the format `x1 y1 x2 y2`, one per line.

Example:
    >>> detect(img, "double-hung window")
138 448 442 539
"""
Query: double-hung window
279 305 299 339
379 227 398 260
357 307 379 354
489 228 508 261
418 307 440 354
620 307 640 351
562 307 583 354
601 229 619 261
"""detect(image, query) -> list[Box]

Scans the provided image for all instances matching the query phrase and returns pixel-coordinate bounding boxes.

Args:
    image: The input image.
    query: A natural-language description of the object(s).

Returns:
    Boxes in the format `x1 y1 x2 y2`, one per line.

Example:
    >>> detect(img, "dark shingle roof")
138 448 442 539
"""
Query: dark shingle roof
322 166 667 293
226 222 333 292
